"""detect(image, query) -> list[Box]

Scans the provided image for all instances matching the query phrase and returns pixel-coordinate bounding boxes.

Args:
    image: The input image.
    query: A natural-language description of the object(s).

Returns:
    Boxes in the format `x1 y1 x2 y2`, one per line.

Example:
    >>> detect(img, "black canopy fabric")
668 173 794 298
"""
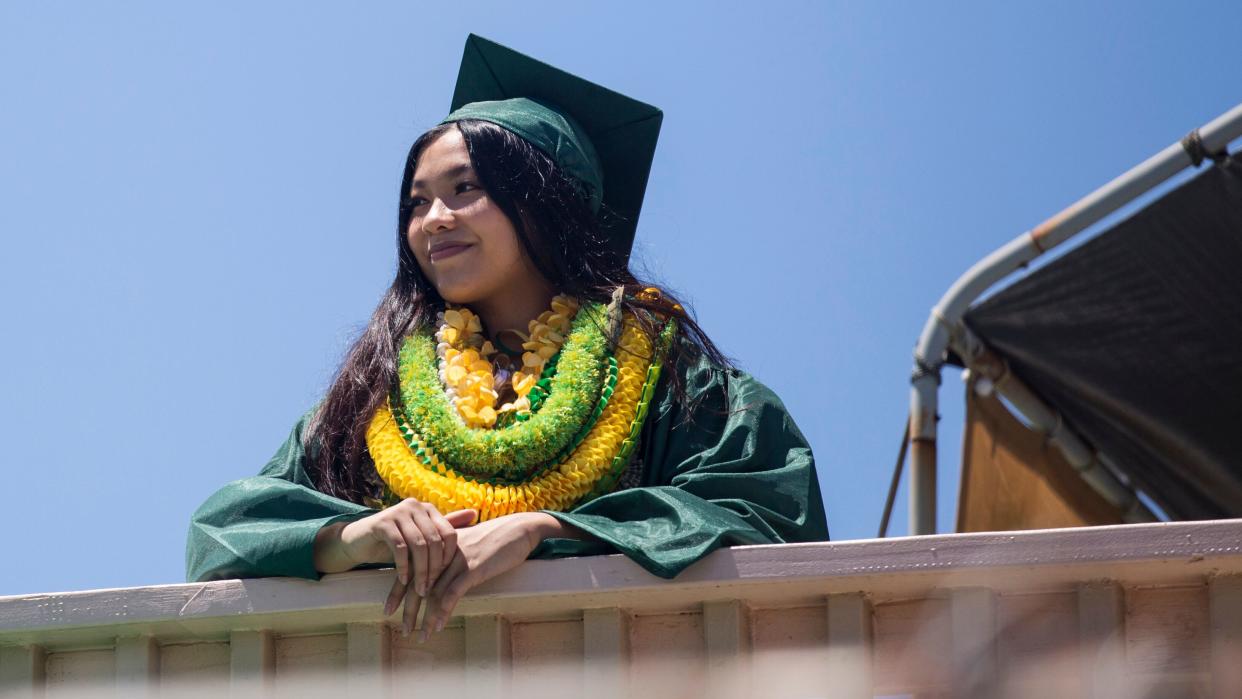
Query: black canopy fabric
964 154 1242 520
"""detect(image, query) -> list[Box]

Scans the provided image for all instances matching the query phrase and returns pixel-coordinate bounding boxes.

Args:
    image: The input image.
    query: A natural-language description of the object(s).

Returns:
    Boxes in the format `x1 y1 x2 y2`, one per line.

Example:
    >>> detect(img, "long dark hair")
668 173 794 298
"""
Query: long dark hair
303 119 732 503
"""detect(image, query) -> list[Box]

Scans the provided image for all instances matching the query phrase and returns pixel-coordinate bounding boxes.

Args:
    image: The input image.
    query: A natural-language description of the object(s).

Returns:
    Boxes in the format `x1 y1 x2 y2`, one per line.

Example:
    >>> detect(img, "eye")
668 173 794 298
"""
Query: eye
403 195 428 211
455 181 479 195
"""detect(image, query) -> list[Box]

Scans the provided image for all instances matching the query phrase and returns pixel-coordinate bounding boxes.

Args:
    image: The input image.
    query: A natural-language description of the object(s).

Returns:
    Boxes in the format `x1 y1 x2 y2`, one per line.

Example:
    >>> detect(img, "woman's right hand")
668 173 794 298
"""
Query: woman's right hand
316 499 476 635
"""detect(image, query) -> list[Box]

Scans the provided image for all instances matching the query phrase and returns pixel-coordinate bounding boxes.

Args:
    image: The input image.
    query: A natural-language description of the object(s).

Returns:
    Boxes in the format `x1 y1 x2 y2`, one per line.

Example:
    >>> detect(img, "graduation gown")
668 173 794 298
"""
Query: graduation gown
185 354 829 582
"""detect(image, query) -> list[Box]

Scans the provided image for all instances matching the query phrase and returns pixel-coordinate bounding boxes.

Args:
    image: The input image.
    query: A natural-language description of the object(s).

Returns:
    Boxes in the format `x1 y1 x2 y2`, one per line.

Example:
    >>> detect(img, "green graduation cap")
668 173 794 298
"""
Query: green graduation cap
441 34 663 259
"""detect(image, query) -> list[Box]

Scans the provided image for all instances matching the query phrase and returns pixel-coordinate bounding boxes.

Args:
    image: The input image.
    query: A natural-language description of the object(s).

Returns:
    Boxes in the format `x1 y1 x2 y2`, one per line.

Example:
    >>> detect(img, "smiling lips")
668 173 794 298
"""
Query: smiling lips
428 242 473 262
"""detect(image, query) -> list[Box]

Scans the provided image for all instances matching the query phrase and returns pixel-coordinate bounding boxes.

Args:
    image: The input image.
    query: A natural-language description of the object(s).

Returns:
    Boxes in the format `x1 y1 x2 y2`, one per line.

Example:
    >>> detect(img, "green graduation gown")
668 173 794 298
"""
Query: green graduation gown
185 353 829 582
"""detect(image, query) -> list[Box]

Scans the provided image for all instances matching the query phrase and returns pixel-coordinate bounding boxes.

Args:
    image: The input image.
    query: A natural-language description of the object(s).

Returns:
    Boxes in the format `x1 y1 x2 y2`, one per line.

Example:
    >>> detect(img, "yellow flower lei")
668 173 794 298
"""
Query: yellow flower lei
367 310 670 520
435 296 579 428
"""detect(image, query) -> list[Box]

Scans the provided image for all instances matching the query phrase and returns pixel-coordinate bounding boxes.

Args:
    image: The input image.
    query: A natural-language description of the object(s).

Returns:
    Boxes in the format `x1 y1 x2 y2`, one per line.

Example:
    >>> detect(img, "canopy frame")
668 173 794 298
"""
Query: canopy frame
907 102 1242 535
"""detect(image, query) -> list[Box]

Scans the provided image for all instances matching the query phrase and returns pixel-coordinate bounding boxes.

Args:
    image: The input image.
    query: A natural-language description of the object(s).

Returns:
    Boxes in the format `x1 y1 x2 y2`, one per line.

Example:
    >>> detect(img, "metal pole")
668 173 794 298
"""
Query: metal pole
878 417 910 538
964 345 1156 522
907 101 1242 536
908 374 939 535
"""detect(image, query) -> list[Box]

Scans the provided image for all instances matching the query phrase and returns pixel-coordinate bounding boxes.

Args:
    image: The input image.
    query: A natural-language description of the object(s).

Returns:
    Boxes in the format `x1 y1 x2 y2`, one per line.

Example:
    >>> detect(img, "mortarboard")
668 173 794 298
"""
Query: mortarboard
441 34 662 259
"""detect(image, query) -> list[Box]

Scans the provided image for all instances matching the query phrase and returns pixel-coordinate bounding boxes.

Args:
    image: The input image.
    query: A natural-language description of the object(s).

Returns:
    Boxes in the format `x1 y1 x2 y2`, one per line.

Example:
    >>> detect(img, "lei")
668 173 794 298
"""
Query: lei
434 296 581 428
366 292 676 521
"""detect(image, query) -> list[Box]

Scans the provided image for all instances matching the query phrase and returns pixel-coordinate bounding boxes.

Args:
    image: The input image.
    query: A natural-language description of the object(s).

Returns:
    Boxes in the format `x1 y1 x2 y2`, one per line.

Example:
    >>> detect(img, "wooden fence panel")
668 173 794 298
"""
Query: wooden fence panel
4 521 1242 697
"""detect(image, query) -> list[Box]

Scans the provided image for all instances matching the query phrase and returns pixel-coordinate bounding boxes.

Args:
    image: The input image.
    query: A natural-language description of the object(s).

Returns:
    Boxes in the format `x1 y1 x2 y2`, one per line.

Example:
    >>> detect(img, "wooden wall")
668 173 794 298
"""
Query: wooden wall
5 521 1242 698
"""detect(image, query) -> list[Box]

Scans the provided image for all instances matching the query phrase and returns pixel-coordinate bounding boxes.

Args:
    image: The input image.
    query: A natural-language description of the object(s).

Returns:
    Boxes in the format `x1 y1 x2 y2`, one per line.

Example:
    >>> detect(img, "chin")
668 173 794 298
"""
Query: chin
433 281 489 307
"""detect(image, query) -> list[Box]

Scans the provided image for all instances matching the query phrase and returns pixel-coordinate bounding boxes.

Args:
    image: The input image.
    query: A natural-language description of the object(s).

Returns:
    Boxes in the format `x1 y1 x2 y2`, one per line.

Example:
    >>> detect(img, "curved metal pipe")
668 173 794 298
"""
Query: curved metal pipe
964 346 1156 523
907 101 1242 535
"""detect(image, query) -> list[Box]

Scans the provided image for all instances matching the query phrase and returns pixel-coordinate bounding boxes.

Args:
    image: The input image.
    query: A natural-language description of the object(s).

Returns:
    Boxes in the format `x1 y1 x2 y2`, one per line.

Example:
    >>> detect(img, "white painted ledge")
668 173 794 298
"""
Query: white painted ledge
3 519 1241 650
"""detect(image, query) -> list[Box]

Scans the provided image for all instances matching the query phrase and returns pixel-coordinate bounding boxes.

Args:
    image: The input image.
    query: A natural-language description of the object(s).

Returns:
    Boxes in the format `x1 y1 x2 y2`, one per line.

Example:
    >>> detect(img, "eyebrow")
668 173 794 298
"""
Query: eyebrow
410 163 474 191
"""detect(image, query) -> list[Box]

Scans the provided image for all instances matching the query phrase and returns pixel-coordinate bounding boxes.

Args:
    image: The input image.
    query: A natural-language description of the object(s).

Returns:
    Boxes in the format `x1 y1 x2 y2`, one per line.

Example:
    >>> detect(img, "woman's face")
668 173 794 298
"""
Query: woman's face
405 128 545 307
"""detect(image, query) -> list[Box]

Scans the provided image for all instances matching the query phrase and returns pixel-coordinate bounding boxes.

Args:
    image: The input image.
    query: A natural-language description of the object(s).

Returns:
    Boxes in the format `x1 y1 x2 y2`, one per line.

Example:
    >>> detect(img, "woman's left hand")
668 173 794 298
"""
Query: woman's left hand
412 511 566 641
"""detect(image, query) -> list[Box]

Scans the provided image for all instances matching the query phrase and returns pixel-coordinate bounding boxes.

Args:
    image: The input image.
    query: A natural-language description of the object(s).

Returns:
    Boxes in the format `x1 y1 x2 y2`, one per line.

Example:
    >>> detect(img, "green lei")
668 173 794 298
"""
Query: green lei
394 302 611 483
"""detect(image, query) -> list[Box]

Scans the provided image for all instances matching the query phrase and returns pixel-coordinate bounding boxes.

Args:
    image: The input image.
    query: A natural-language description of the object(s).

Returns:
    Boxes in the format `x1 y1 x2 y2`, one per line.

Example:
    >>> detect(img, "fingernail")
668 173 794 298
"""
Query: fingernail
401 625 410 638
417 628 428 644
416 584 426 597
435 619 445 633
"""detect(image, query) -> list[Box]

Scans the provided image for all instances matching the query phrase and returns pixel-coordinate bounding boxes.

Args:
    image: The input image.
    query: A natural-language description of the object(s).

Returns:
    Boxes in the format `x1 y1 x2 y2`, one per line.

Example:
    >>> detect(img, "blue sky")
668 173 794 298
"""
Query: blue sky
3 1 1240 595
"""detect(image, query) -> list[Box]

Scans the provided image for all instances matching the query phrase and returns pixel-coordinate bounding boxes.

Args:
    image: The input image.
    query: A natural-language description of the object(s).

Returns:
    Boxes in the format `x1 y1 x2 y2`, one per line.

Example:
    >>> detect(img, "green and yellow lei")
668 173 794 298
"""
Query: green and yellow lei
366 292 675 521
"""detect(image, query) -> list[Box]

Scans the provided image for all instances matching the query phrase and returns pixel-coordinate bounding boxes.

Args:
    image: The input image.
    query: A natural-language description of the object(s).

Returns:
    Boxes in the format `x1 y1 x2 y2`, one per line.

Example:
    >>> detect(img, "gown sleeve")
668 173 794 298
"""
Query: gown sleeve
532 353 830 579
185 412 376 582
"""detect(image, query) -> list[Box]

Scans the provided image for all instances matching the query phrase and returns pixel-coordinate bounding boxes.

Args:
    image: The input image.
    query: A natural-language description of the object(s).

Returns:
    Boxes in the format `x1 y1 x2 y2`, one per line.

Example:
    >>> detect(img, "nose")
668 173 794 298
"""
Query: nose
422 197 455 234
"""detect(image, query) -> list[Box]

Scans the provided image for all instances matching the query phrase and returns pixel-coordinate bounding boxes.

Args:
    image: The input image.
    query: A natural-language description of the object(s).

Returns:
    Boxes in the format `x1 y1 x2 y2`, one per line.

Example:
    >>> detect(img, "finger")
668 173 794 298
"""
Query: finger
402 508 434 598
444 508 478 528
383 574 407 617
380 521 410 587
430 573 472 638
394 516 429 598
427 510 458 590
413 505 447 597
420 552 468 642
401 582 422 638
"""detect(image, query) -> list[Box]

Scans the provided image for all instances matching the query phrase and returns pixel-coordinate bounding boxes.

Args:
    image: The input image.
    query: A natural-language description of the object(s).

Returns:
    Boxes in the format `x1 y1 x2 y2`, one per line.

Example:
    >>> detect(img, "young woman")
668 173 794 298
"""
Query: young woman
187 35 827 642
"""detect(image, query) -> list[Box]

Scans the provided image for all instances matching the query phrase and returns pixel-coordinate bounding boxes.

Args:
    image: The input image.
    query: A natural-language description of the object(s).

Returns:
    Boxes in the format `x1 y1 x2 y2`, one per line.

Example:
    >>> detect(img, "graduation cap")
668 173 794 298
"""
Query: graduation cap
441 34 663 259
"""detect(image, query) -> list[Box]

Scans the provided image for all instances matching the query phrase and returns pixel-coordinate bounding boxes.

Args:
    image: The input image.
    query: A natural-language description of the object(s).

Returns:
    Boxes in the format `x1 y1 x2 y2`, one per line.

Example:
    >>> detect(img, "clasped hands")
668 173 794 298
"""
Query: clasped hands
314 499 571 641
